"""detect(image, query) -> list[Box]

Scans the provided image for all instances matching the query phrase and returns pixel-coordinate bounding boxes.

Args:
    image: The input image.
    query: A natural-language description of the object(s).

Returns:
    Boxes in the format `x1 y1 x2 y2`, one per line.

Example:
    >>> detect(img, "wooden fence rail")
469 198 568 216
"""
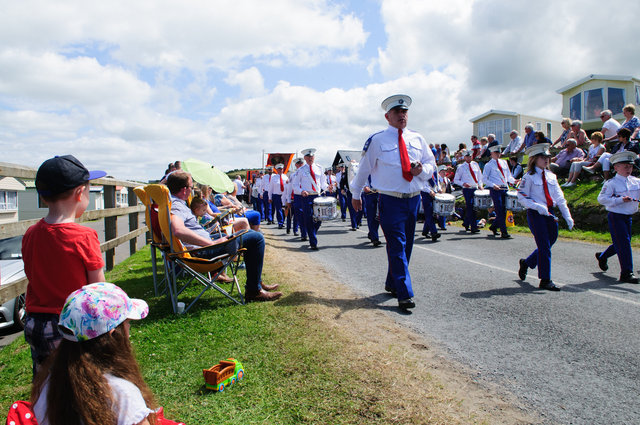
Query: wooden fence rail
0 161 149 304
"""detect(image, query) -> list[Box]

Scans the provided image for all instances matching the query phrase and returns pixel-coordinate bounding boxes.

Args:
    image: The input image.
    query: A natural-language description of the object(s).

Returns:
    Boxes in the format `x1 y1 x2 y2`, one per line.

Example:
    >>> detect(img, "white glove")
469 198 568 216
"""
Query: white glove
565 217 574 230
535 203 550 216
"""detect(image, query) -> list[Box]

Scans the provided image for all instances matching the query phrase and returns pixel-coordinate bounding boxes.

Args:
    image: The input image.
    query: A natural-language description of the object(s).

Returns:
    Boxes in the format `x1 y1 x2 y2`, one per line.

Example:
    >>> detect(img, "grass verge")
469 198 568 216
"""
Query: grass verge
1 243 526 424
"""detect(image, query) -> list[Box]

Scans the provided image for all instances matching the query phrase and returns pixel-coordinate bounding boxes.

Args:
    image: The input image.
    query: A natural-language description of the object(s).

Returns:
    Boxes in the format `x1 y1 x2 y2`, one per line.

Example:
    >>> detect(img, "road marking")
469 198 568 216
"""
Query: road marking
354 228 640 307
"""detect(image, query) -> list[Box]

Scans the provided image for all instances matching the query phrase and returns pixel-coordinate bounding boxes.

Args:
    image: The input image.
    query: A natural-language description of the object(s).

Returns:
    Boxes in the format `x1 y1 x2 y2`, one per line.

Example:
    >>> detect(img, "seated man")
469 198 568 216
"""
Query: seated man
548 138 584 176
167 171 282 302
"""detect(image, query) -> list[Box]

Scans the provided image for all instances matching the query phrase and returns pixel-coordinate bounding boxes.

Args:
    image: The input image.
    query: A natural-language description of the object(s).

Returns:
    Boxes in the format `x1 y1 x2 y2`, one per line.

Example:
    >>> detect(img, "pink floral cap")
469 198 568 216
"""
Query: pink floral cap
58 282 149 342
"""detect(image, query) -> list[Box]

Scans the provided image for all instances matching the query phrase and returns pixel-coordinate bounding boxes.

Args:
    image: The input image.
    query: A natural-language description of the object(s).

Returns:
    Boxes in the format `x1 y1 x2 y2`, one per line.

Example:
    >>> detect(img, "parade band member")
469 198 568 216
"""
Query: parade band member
268 163 288 229
335 163 348 221
517 143 574 291
290 157 308 241
363 175 381 247
260 166 273 224
482 145 517 238
252 171 264 220
340 161 363 231
436 165 451 230
420 169 441 242
595 151 640 284
351 94 436 310
453 150 483 233
292 148 328 250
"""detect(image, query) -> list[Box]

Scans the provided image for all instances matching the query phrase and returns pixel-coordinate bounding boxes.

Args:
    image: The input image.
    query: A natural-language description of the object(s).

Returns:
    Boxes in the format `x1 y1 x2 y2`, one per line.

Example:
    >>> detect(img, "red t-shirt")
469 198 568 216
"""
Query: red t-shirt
22 220 104 314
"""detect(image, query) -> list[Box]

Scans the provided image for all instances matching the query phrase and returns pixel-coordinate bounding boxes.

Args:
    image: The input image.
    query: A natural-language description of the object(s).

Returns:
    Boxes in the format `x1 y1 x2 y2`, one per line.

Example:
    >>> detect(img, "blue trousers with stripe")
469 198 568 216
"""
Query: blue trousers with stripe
600 212 633 273
293 194 307 238
379 194 420 300
272 194 284 226
489 188 507 234
338 191 347 219
301 194 321 247
462 188 478 231
420 192 438 235
363 192 380 241
262 191 272 222
346 191 363 229
524 209 558 280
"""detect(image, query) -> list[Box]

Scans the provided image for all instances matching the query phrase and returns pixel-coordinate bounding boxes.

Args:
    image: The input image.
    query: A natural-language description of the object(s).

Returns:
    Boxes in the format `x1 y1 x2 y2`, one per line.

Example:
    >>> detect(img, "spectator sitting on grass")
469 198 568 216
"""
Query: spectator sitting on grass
552 118 572 148
31 282 183 425
535 131 552 145
585 128 639 179
620 104 640 140
549 138 584 176
562 132 605 187
168 171 282 302
504 130 523 156
508 156 523 179
600 109 621 144
568 120 588 147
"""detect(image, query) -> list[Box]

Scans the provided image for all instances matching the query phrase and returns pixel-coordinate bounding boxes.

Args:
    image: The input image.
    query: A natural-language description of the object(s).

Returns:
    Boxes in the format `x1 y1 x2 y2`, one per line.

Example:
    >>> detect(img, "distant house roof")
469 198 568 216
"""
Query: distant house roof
0 177 26 191
332 150 362 168
556 74 640 94
469 110 518 123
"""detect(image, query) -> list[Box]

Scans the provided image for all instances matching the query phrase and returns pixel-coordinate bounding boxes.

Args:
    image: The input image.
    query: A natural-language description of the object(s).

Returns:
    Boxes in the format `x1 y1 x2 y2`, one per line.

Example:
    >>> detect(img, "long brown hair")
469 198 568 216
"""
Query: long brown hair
31 324 157 425
526 155 548 175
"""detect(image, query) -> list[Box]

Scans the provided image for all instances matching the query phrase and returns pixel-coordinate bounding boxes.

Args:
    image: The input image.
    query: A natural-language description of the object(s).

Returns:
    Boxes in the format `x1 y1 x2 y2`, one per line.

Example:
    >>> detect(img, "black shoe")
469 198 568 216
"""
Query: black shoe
595 252 608 271
398 298 416 309
422 231 430 238
286 229 290 234
342 218 346 222
518 259 528 280
294 232 299 236
489 224 498 236
539 279 560 291
278 225 284 229
367 234 373 241
620 272 639 284
501 233 512 239
350 227 357 231
301 236 308 241
470 229 480 234
309 245 319 251
431 233 441 242
385 287 397 298
372 240 382 247
464 226 470 232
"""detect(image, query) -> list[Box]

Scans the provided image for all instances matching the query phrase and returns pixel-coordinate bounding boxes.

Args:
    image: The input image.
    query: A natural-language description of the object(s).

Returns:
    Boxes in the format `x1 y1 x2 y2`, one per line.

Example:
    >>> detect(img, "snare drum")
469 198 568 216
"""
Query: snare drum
313 196 338 221
474 189 493 210
505 190 523 212
434 194 455 217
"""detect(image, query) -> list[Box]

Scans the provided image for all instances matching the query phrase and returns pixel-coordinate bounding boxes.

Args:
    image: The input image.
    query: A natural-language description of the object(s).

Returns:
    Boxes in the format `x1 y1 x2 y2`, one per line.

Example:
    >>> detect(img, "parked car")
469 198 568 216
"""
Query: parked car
0 236 26 331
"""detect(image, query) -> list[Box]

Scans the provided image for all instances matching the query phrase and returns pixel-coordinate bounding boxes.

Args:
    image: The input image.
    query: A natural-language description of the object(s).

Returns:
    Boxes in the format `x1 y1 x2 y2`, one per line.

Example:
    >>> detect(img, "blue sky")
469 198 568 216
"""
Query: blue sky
0 0 637 180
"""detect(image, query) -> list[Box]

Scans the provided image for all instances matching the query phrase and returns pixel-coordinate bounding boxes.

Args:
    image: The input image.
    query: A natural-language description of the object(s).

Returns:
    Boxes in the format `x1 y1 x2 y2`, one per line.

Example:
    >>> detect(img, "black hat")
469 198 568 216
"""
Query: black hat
35 155 106 197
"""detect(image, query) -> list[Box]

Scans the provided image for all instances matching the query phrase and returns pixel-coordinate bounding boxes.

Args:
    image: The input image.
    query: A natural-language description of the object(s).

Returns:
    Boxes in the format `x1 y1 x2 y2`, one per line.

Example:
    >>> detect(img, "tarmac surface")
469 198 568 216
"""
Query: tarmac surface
268 218 640 424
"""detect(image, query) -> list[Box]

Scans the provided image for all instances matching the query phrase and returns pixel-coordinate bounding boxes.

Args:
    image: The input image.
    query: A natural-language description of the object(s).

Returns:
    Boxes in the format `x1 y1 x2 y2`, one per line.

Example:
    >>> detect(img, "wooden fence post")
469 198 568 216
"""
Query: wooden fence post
128 187 138 255
104 185 117 270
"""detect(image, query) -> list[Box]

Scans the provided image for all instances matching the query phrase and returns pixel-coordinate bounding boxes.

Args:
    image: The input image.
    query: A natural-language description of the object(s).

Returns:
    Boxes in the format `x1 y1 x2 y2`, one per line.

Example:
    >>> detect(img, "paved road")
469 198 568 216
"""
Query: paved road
268 219 640 424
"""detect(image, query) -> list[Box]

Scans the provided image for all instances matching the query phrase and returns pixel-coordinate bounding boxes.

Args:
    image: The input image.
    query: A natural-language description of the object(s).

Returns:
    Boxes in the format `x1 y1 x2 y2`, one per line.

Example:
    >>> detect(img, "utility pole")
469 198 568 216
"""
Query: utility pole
261 149 265 170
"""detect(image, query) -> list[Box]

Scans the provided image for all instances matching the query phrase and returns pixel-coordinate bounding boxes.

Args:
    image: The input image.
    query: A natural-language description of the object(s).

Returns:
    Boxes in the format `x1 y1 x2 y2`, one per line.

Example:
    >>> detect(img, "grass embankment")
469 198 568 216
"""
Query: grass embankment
1 245 520 424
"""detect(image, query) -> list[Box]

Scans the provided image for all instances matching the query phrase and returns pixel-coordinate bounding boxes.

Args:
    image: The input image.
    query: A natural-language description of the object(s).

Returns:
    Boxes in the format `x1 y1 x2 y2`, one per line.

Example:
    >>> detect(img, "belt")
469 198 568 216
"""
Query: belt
378 190 421 199
304 192 319 195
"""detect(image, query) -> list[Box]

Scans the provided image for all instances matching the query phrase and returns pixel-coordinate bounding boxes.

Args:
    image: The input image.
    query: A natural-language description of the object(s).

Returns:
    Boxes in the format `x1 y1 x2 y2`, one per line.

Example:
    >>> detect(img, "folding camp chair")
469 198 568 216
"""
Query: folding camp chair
134 186 171 297
144 184 247 313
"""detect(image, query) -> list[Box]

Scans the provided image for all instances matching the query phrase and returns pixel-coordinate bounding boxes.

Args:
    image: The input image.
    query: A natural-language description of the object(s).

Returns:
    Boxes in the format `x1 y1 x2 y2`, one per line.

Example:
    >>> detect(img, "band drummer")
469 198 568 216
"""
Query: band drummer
517 143 573 291
453 150 484 233
290 157 307 240
291 148 328 250
595 151 640 284
482 145 517 238
351 94 436 310
335 163 348 221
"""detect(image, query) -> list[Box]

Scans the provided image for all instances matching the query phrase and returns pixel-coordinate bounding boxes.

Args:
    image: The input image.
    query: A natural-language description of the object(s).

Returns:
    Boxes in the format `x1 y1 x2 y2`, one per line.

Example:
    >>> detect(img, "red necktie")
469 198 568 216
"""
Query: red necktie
280 174 284 191
468 163 478 184
398 128 413 182
496 159 505 180
541 170 554 209
309 166 317 192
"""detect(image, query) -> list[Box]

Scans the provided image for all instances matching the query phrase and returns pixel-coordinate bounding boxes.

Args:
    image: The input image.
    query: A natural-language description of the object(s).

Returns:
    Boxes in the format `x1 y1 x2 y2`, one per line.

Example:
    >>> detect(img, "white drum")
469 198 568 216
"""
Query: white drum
434 194 455 217
506 190 524 212
313 196 338 221
474 189 493 210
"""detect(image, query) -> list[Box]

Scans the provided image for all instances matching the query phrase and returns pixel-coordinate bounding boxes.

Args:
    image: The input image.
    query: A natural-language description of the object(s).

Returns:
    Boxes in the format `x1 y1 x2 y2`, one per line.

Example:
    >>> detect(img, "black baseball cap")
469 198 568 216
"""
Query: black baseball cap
35 155 107 196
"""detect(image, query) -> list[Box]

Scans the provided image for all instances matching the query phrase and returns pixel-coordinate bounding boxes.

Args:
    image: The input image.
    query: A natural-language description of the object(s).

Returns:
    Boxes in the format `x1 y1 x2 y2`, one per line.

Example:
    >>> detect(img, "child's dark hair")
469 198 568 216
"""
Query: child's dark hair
40 182 89 204
190 196 207 213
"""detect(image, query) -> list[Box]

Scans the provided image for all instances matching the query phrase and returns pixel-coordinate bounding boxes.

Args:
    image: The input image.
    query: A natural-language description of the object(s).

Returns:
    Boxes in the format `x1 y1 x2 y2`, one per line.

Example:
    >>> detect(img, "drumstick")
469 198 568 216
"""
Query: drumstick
516 188 559 222
612 194 640 202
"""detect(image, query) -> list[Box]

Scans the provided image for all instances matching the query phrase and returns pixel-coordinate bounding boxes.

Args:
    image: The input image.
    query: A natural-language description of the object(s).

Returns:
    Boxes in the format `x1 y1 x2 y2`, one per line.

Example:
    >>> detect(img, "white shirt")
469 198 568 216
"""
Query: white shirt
602 118 621 141
453 161 484 189
326 174 337 192
598 174 640 215
504 136 523 154
268 172 288 199
482 158 514 188
517 167 571 221
292 162 328 193
283 179 294 204
289 168 303 195
260 174 272 193
34 374 154 425
351 125 435 200
234 178 244 195
252 177 262 197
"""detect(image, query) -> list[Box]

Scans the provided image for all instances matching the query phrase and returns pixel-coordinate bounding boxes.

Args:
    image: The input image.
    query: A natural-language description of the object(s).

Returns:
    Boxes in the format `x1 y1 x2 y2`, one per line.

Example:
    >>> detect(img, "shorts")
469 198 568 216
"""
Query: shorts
24 313 63 377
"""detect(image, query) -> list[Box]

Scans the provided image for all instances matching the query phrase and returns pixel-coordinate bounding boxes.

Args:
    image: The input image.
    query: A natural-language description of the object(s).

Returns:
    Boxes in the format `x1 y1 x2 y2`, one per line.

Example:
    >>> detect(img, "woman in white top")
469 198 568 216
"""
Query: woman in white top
563 132 605 187
517 144 574 291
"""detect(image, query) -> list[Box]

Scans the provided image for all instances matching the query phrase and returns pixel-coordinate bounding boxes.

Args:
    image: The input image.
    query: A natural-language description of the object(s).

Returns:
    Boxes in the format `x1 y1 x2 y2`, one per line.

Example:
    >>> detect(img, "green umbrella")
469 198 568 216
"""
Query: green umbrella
182 159 235 193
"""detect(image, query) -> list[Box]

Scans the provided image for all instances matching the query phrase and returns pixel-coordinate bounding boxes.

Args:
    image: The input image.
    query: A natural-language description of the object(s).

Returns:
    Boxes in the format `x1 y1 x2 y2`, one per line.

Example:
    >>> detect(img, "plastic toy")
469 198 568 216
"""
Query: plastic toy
202 358 244 392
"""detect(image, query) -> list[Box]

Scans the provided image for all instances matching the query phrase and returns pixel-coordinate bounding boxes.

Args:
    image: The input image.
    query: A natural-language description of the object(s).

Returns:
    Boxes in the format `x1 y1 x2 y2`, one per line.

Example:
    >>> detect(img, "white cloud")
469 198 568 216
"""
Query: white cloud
225 67 267 98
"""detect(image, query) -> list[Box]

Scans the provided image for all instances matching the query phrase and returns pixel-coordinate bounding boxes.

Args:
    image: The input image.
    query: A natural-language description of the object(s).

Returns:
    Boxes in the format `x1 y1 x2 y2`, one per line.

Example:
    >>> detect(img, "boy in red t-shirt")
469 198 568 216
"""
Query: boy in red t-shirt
22 155 106 376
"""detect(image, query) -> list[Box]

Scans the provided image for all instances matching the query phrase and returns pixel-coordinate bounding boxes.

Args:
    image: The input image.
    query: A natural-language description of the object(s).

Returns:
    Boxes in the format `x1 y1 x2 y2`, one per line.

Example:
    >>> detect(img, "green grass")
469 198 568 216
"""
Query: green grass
560 179 602 206
0 249 399 424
